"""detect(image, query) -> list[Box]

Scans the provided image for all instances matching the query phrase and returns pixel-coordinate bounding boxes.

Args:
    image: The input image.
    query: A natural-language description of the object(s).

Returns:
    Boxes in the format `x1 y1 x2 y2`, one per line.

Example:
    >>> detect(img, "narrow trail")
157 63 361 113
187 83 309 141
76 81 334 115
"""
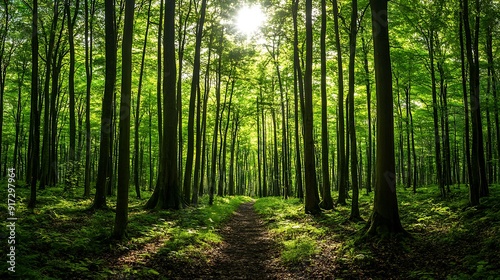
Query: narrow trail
209 201 284 279
188 201 300 279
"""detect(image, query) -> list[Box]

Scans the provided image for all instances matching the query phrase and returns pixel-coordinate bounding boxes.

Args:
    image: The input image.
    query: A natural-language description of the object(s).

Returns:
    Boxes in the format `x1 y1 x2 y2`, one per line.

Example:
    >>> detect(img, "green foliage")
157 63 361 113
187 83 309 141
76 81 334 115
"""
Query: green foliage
254 197 324 263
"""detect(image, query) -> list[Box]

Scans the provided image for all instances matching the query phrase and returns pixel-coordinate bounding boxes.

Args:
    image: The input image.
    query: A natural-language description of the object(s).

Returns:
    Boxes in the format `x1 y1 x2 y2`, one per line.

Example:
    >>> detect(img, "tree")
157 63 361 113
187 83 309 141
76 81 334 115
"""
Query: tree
65 0 80 162
333 0 347 206
348 0 361 221
0 0 12 178
92 0 117 210
145 0 181 210
319 0 334 210
304 0 321 215
84 0 95 197
184 0 207 205
462 0 488 205
28 0 40 209
292 0 303 200
113 0 135 239
134 0 153 199
366 0 405 234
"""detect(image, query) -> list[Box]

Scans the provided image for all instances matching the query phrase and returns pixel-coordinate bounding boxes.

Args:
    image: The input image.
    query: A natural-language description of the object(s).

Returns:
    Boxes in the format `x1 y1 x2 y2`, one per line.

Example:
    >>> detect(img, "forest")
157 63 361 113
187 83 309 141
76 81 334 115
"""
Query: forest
0 0 499 278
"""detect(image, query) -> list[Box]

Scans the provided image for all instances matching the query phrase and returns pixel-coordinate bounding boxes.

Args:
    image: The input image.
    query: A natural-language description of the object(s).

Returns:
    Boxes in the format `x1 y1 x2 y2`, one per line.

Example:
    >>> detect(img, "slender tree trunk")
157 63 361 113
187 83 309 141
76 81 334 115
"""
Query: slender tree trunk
348 0 361 221
13 60 26 173
361 32 372 194
292 0 303 200
462 0 487 205
177 0 193 188
228 112 239 196
271 108 280 196
157 0 163 155
261 91 268 197
333 0 347 205
319 0 333 209
459 7 473 191
113 0 134 239
133 0 152 199
84 0 94 197
486 22 499 184
304 0 321 215
209 29 224 205
28 0 40 209
427 30 445 198
93 0 116 209
184 0 206 205
198 33 213 199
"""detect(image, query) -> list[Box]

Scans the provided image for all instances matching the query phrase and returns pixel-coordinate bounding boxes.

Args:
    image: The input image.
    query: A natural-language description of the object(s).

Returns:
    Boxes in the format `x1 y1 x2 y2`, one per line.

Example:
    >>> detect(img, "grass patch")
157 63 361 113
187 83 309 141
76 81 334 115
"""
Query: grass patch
254 197 324 264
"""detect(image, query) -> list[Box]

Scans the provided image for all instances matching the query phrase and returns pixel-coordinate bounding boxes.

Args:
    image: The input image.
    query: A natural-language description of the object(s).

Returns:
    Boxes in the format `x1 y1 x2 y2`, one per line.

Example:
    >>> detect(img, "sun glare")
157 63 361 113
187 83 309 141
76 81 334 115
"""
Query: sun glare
236 5 266 36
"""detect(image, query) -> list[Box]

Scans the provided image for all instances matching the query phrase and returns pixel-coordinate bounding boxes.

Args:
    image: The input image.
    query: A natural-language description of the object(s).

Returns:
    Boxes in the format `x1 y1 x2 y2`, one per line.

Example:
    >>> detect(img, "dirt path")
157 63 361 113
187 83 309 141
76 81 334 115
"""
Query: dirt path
208 201 285 279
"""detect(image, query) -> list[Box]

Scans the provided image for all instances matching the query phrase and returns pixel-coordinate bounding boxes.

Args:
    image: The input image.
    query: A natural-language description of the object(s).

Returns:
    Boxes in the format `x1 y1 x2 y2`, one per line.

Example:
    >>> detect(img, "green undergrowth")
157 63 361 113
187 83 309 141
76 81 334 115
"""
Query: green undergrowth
254 197 324 263
0 184 251 279
254 185 500 278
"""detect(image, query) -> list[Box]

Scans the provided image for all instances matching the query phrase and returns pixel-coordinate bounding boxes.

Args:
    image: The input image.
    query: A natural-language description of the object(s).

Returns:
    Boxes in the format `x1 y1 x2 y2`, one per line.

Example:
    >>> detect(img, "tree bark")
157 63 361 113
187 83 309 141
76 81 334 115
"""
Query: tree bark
348 0 361 221
184 0 206 205
292 0 303 200
304 0 321 215
319 0 333 210
134 0 152 199
113 0 134 240
28 0 40 209
366 0 405 235
333 0 347 205
93 0 116 209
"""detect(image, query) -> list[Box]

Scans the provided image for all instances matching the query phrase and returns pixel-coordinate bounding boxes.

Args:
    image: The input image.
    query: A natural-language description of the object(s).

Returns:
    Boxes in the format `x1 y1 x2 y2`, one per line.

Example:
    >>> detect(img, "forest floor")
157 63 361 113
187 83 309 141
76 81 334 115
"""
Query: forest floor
1 184 499 279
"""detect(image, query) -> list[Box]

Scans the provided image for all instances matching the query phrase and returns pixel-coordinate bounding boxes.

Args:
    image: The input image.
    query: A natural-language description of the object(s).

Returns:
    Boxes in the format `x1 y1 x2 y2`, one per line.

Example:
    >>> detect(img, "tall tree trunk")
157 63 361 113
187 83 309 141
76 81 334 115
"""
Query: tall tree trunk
292 0 303 200
366 0 405 235
271 108 280 196
93 0 116 210
333 0 347 205
184 0 206 205
228 112 239 196
361 31 372 194
198 33 213 199
304 0 321 215
0 0 8 180
459 7 472 191
84 0 94 197
428 30 445 198
157 0 163 157
348 0 361 221
485 21 499 184
462 0 486 205
28 0 40 209
177 0 193 188
65 0 79 162
113 0 134 239
261 89 268 197
319 0 333 210
209 28 224 205
40 1 59 189
133 0 152 199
